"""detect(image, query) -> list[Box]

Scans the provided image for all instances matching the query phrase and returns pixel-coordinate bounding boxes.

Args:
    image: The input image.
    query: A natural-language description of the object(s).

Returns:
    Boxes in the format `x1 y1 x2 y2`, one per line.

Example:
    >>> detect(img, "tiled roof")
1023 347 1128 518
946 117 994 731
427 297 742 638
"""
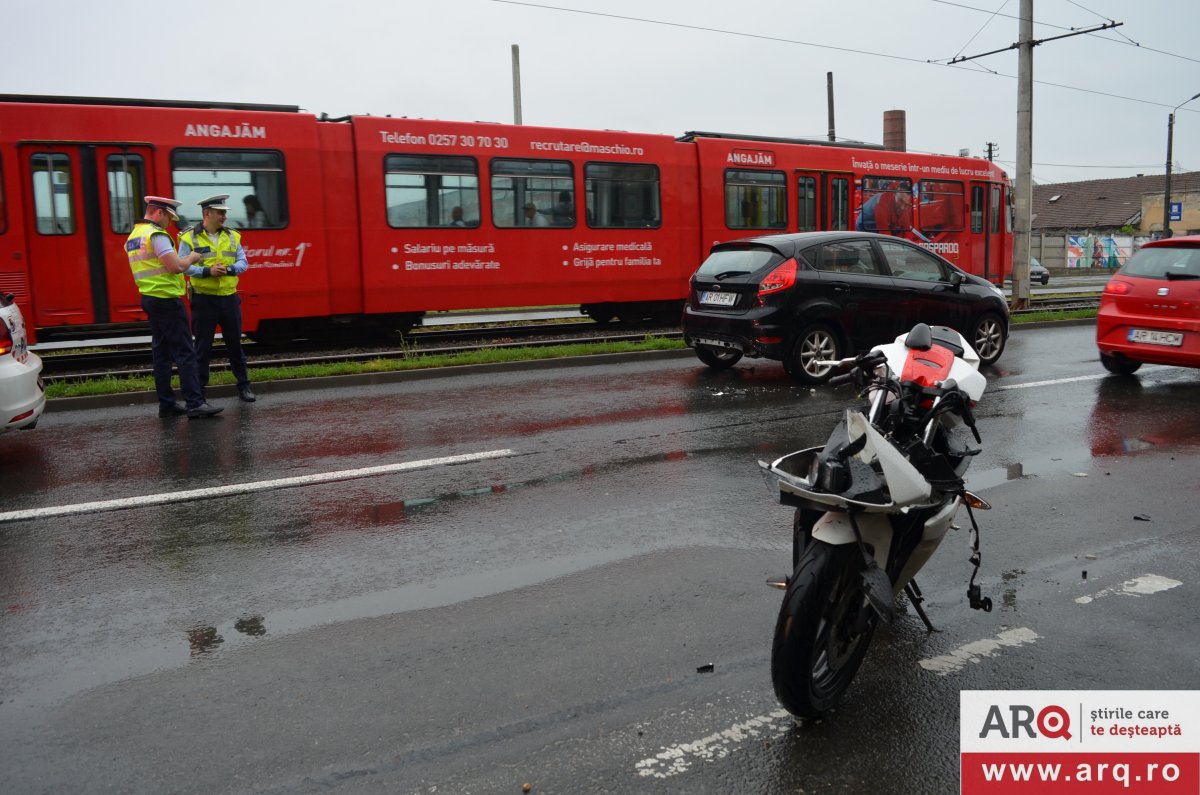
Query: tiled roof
1031 171 1200 230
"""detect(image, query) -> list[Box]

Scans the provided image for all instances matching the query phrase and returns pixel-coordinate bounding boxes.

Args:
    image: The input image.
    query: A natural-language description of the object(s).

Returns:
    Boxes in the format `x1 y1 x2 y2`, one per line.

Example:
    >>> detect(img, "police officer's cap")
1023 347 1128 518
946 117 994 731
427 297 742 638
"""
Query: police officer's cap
198 194 231 212
145 196 182 219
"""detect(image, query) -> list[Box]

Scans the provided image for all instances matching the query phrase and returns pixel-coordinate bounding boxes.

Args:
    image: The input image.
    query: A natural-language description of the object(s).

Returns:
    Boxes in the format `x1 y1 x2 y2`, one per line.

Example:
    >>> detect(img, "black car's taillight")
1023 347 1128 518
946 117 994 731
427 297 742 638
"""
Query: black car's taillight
758 258 797 298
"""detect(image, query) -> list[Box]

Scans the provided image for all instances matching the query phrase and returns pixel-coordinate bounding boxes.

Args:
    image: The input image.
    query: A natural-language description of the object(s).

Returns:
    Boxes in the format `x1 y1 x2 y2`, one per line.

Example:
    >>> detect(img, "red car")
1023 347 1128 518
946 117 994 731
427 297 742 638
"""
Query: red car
1097 235 1200 374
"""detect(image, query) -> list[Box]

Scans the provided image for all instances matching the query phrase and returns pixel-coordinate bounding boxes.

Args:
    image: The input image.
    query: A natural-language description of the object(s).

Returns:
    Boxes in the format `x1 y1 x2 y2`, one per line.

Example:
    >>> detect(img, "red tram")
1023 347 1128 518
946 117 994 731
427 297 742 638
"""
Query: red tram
0 95 1012 343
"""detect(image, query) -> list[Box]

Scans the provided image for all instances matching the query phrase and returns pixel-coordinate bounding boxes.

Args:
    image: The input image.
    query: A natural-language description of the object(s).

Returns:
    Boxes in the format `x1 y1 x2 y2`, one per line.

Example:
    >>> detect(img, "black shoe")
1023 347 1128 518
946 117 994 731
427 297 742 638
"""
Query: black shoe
238 387 257 403
159 401 188 418
187 403 224 419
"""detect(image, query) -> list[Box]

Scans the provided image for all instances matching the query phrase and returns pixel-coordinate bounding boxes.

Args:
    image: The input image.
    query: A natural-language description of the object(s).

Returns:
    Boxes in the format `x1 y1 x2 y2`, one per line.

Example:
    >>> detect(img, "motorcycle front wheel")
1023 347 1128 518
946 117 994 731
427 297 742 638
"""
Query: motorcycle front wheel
771 540 879 718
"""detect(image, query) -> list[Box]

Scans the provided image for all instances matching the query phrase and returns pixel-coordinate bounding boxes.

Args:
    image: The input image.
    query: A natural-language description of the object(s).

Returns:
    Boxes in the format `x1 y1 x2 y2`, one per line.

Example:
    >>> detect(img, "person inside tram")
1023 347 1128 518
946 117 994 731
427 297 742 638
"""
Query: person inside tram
449 206 467 227
552 191 574 225
244 194 268 228
523 201 549 227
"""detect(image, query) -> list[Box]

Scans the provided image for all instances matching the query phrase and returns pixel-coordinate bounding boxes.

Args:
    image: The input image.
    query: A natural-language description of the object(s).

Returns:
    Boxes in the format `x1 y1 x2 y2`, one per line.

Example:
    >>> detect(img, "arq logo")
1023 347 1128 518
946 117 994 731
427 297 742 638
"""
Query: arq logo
979 704 1072 740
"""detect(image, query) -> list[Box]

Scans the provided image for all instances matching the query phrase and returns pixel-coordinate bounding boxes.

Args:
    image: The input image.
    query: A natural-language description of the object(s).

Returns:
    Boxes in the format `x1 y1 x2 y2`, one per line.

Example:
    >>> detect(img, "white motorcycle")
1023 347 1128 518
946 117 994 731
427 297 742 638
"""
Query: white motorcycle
761 323 994 718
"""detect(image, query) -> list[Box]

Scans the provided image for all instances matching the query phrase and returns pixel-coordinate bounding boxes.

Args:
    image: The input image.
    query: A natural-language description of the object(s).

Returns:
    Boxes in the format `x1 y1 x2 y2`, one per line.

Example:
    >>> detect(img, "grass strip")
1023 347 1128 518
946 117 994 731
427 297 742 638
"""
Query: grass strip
45 335 686 400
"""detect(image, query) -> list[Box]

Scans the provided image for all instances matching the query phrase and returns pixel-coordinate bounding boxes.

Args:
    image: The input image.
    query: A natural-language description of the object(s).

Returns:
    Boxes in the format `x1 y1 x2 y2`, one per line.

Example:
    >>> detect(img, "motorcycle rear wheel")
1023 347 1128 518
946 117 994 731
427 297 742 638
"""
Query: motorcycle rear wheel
771 540 879 718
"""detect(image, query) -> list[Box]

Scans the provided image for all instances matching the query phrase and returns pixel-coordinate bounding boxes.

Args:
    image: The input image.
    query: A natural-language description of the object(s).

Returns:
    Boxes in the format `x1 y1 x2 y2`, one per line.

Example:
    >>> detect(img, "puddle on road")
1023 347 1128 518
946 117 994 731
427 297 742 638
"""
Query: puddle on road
355 447 712 525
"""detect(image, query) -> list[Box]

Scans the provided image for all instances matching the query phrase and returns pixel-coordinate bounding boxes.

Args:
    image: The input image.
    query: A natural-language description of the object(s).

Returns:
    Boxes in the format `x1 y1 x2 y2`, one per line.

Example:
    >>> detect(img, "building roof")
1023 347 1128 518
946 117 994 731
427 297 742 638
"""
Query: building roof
1031 171 1200 231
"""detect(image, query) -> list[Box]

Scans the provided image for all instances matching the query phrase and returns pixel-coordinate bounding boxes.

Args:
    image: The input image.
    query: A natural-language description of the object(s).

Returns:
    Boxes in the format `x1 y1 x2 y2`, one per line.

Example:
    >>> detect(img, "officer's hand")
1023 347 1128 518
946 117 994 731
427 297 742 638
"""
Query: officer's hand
188 252 205 266
212 264 228 276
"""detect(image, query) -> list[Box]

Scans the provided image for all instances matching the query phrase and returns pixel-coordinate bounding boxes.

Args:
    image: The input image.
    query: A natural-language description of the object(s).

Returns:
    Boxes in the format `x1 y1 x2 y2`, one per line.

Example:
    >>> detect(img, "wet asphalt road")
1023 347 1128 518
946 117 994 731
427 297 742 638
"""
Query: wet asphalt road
2 324 1199 794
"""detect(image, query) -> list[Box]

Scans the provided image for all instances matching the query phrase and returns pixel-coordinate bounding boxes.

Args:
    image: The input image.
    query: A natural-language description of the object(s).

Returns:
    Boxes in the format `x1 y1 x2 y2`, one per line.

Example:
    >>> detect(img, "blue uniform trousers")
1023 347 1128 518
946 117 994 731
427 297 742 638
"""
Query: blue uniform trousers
191 292 250 400
140 295 204 410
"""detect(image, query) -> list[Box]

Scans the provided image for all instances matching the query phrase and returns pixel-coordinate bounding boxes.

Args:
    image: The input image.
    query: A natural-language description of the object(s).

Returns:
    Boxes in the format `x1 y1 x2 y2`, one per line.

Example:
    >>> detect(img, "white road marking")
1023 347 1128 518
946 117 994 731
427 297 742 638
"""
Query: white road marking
635 709 792 779
918 627 1041 676
0 449 517 524
997 374 1106 390
1074 574 1182 604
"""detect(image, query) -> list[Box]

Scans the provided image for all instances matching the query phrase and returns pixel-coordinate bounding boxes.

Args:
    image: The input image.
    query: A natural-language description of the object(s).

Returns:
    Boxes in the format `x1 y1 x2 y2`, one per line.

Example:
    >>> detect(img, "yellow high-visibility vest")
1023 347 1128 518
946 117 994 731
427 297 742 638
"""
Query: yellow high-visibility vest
181 225 243 296
125 222 184 299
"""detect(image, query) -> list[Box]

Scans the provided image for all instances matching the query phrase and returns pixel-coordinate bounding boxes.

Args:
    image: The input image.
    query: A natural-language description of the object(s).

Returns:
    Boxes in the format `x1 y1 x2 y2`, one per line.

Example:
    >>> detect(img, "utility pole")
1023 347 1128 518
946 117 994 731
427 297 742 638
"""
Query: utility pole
950 5 1121 310
1012 0 1033 309
512 44 523 126
985 142 997 162
827 72 836 142
1163 91 1200 238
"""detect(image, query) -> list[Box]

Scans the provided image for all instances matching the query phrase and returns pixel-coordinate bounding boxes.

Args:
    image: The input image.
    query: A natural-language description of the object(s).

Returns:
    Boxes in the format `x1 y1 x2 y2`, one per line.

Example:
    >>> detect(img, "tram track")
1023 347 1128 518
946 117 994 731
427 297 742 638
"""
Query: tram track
38 321 679 382
37 297 1098 383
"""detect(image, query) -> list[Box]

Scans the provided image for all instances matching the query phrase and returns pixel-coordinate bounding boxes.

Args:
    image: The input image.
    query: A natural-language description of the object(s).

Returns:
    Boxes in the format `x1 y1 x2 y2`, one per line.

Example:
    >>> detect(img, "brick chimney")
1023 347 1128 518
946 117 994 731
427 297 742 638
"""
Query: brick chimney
883 110 906 152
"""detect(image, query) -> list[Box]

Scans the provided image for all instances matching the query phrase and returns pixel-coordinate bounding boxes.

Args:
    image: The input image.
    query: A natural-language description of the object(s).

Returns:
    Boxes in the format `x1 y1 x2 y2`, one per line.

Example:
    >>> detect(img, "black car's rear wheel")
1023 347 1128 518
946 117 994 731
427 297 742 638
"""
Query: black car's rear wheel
1100 352 1142 375
788 323 842 385
970 312 1007 366
694 345 743 370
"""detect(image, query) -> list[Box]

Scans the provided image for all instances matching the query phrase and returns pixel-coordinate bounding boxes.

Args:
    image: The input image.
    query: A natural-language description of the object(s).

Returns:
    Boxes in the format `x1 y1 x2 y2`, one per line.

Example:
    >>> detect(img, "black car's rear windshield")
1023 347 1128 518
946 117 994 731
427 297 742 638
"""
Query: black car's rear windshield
695 245 784 279
1122 245 1200 279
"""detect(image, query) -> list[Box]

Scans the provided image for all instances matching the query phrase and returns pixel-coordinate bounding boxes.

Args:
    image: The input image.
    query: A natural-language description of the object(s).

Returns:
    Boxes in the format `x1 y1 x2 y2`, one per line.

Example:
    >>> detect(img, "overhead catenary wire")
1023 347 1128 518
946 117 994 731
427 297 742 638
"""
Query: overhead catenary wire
491 0 1200 112
931 0 1200 64
494 0 1193 180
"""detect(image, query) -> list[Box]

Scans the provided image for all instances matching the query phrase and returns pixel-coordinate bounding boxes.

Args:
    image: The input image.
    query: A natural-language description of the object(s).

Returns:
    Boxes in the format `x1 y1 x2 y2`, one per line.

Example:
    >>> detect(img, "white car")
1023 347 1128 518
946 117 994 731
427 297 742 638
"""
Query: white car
0 295 45 432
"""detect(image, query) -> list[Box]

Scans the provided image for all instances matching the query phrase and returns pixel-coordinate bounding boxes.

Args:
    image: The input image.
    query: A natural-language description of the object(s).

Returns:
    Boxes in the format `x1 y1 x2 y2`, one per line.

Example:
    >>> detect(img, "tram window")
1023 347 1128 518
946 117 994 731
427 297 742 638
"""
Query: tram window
31 153 76 235
171 149 287 230
970 186 984 233
830 177 850 230
990 184 1001 234
725 170 786 230
107 154 146 234
858 176 912 232
385 154 480 228
584 163 660 228
917 180 964 233
797 176 817 231
491 158 573 228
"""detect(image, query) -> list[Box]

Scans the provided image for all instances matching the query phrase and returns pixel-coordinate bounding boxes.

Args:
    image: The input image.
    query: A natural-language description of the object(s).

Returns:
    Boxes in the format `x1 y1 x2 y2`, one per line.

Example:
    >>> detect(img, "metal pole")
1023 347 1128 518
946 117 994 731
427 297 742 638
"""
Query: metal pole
1163 112 1175 239
1163 92 1200 238
1011 0 1033 308
512 44 523 126
826 72 836 142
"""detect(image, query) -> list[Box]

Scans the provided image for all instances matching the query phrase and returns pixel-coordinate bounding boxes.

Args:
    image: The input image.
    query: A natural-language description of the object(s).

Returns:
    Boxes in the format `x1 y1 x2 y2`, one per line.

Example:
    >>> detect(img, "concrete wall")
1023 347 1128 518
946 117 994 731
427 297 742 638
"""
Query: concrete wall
1029 232 1151 273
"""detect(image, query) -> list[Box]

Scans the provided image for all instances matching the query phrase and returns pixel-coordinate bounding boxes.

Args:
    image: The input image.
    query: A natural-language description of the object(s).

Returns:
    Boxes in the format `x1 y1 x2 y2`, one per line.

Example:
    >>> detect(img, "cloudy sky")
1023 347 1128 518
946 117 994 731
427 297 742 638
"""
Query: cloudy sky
5 0 1198 185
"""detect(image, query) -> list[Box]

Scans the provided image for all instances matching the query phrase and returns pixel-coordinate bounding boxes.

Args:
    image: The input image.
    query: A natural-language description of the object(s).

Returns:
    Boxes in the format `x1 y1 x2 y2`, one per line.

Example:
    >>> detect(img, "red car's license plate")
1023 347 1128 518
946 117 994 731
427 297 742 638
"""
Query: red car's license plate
1128 328 1183 347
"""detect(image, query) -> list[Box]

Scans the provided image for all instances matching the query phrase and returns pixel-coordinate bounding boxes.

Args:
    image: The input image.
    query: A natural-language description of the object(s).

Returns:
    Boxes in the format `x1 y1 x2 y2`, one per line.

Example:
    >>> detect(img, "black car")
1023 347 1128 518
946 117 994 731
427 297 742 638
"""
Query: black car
682 231 1010 384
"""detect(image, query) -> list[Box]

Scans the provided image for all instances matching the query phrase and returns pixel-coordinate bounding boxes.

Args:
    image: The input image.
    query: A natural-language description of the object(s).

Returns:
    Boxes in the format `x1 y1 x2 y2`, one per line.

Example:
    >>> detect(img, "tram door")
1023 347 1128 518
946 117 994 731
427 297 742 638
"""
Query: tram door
20 143 156 330
795 171 853 231
968 181 1007 282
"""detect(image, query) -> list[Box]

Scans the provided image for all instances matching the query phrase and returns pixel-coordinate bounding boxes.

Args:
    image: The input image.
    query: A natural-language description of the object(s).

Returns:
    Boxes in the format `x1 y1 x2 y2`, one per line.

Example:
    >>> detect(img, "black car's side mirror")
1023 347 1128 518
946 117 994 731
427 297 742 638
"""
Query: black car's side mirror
949 271 965 289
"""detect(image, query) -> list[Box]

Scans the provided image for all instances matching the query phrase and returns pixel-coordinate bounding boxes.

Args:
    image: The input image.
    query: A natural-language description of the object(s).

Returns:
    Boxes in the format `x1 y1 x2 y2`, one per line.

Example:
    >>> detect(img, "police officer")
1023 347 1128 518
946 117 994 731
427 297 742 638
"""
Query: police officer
125 196 223 419
179 194 256 403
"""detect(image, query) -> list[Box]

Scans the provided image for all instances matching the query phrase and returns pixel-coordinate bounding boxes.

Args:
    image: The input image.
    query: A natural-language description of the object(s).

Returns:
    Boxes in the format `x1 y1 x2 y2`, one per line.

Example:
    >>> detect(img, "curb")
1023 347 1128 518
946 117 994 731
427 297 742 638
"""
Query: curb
43 319 1096 414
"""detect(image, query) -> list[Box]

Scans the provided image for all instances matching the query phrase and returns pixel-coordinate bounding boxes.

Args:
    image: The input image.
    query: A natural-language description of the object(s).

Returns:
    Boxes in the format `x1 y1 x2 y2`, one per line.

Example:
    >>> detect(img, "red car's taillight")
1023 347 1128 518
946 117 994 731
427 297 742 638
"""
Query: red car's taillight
1103 280 1132 295
758 258 797 297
